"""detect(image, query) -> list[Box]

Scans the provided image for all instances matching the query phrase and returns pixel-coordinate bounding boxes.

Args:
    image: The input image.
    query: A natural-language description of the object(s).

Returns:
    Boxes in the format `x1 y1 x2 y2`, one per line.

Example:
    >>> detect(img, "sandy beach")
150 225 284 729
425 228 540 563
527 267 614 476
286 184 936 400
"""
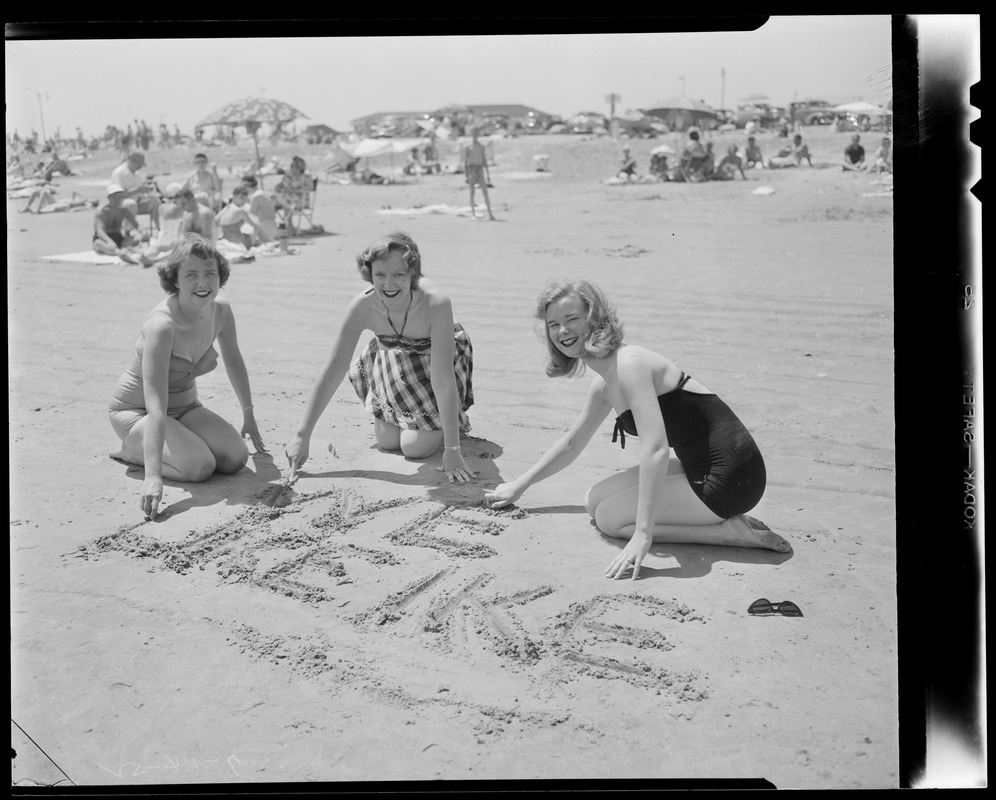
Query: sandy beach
9 128 898 788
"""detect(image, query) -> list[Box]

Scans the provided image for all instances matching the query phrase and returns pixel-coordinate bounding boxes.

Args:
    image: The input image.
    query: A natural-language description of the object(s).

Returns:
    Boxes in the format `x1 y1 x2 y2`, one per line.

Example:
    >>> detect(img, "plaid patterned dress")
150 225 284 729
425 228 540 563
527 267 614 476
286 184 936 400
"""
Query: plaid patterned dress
348 323 474 433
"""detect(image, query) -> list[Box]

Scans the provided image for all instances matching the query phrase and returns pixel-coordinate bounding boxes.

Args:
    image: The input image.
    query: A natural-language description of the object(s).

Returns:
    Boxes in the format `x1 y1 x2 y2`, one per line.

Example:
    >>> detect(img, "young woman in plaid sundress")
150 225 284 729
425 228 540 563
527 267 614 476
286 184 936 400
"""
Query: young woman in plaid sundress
285 232 475 484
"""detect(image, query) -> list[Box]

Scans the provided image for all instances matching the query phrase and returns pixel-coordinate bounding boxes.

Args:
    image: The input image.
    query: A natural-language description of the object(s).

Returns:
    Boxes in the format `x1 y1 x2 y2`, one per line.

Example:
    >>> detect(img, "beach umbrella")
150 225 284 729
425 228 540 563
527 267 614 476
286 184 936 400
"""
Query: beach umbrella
738 92 771 103
644 96 716 132
647 95 716 113
831 100 889 116
196 96 310 184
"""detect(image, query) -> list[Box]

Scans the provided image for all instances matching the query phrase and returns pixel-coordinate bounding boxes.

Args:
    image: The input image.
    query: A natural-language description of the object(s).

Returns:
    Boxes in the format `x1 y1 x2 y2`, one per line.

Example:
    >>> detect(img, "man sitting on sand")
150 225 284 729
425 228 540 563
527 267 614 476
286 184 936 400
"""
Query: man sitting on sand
175 186 216 243
869 136 892 173
842 134 867 171
242 175 280 244
618 147 637 181
93 184 149 264
110 152 161 233
183 152 224 211
674 130 709 182
768 134 813 168
713 145 748 180
744 136 765 169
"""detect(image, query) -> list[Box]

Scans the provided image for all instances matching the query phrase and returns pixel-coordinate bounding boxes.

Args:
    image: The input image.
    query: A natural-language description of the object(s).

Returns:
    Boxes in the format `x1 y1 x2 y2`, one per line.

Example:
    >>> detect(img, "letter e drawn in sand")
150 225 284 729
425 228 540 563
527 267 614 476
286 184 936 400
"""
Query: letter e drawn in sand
544 593 710 706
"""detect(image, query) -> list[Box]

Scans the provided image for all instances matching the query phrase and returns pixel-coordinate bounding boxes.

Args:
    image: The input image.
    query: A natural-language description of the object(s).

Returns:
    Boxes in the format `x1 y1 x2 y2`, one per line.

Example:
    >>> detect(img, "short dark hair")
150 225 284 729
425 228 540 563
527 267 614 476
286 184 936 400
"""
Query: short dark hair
157 234 231 294
356 232 423 289
242 176 258 188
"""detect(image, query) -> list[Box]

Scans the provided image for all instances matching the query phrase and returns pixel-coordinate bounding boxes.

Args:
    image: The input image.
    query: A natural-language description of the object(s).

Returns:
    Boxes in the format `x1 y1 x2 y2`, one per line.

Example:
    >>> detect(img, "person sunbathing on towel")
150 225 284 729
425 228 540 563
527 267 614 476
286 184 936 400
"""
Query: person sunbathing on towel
285 231 476 485
19 187 94 214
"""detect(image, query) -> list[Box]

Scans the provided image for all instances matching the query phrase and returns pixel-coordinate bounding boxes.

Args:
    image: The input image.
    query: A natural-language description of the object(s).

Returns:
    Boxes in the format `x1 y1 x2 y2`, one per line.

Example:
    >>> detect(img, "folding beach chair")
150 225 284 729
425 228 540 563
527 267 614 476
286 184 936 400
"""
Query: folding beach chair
277 176 322 235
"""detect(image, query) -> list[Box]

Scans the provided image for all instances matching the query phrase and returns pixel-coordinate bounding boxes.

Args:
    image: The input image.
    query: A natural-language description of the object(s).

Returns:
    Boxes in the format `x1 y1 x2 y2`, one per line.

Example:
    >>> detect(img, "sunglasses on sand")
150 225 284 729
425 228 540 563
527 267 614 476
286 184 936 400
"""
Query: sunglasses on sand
748 598 803 617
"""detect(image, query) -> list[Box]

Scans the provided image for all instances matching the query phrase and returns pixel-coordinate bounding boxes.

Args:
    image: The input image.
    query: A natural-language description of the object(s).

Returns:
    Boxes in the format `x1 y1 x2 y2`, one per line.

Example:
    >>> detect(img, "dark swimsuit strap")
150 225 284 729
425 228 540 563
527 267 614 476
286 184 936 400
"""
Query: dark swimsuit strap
611 371 691 450
383 292 413 338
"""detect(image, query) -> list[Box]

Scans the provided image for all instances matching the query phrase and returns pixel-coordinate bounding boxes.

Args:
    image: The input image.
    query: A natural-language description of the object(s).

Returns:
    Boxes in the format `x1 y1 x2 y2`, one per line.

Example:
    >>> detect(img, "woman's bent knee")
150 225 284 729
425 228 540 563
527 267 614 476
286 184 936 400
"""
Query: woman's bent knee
174 451 216 482
401 439 440 459
214 441 249 474
593 503 628 538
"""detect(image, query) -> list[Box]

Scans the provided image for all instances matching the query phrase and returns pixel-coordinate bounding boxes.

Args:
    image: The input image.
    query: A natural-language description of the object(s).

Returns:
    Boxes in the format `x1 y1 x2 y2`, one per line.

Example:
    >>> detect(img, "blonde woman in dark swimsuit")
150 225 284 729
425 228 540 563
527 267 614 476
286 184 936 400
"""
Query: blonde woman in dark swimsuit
484 279 791 580
108 235 267 519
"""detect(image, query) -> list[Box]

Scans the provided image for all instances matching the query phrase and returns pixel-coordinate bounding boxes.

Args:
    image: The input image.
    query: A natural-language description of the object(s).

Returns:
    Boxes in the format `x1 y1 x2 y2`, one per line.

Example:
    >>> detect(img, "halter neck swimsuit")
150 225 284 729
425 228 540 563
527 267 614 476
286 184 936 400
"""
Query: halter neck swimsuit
611 371 766 519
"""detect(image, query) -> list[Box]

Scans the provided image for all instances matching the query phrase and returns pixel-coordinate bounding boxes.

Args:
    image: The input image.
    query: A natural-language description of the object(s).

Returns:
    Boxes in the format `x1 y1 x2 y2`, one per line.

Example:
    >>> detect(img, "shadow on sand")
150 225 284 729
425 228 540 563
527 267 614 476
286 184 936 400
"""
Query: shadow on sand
115 449 285 523
598 523 795 581
287 435 506 509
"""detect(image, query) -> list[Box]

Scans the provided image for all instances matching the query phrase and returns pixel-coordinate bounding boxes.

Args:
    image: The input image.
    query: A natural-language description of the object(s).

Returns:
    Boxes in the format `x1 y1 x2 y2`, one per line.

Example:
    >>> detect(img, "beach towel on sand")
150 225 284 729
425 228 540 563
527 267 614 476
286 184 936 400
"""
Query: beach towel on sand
41 250 130 265
376 204 489 218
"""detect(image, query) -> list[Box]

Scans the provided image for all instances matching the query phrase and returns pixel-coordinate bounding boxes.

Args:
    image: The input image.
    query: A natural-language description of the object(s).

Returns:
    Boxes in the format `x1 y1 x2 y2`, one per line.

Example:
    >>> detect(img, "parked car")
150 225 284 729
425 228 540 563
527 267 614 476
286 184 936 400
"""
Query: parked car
734 103 778 128
567 111 609 134
789 99 836 126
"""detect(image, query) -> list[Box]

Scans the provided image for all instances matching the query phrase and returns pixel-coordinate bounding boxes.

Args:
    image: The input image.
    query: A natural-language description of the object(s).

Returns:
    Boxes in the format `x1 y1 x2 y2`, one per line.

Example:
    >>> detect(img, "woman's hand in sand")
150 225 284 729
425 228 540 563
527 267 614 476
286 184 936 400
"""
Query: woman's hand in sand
241 411 267 453
439 448 475 484
141 476 164 520
605 531 653 580
285 434 310 476
484 482 523 509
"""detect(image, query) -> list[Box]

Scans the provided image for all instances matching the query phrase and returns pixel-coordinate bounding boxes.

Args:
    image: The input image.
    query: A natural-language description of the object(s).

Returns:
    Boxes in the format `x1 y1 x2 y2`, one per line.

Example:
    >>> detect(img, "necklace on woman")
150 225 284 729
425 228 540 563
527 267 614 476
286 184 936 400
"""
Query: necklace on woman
383 292 413 337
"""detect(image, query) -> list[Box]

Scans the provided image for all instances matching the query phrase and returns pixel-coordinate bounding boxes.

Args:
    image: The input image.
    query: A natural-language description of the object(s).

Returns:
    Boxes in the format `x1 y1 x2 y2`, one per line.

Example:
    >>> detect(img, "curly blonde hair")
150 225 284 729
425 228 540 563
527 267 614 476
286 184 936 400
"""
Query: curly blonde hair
534 279 624 377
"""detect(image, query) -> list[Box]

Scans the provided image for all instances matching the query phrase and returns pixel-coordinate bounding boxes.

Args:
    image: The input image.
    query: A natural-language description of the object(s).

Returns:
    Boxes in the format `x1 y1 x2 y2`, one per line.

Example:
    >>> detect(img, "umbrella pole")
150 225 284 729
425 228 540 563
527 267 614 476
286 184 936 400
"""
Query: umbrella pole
253 131 264 190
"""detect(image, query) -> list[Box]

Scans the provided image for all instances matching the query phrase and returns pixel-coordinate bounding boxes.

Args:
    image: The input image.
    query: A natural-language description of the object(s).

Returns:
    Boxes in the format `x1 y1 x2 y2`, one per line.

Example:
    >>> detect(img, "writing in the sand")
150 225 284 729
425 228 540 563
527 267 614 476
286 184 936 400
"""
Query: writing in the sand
95 754 242 779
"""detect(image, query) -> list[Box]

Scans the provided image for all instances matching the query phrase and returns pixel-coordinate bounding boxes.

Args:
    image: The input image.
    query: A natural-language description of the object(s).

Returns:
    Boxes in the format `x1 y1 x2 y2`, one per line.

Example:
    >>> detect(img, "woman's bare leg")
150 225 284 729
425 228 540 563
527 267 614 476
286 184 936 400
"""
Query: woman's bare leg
177 406 249 474
374 419 402 452
399 428 443 459
110 414 217 482
591 471 790 553
585 460 685 517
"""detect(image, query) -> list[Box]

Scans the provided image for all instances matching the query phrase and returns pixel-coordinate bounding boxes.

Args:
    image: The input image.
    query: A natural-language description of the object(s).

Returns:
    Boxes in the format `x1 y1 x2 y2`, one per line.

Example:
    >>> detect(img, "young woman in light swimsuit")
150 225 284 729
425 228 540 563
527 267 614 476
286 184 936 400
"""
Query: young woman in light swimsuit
484 279 791 580
108 234 266 519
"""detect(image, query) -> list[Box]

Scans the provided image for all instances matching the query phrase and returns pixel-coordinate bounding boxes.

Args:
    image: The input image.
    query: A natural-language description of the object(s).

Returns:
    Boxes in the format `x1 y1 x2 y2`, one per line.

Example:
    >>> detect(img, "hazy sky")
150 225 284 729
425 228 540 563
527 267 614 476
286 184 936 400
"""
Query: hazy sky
6 17 893 139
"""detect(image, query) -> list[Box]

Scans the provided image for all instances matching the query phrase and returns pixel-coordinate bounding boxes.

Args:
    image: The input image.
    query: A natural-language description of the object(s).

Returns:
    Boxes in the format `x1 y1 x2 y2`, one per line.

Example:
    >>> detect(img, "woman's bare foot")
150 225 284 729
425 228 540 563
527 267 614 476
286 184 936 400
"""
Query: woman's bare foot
109 447 142 467
728 514 793 553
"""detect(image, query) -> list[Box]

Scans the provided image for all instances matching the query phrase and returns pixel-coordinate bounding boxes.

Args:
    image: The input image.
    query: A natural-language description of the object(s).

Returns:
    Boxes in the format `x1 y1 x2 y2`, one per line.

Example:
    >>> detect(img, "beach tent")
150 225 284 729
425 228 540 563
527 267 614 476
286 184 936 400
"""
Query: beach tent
336 137 428 176
643 96 717 132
